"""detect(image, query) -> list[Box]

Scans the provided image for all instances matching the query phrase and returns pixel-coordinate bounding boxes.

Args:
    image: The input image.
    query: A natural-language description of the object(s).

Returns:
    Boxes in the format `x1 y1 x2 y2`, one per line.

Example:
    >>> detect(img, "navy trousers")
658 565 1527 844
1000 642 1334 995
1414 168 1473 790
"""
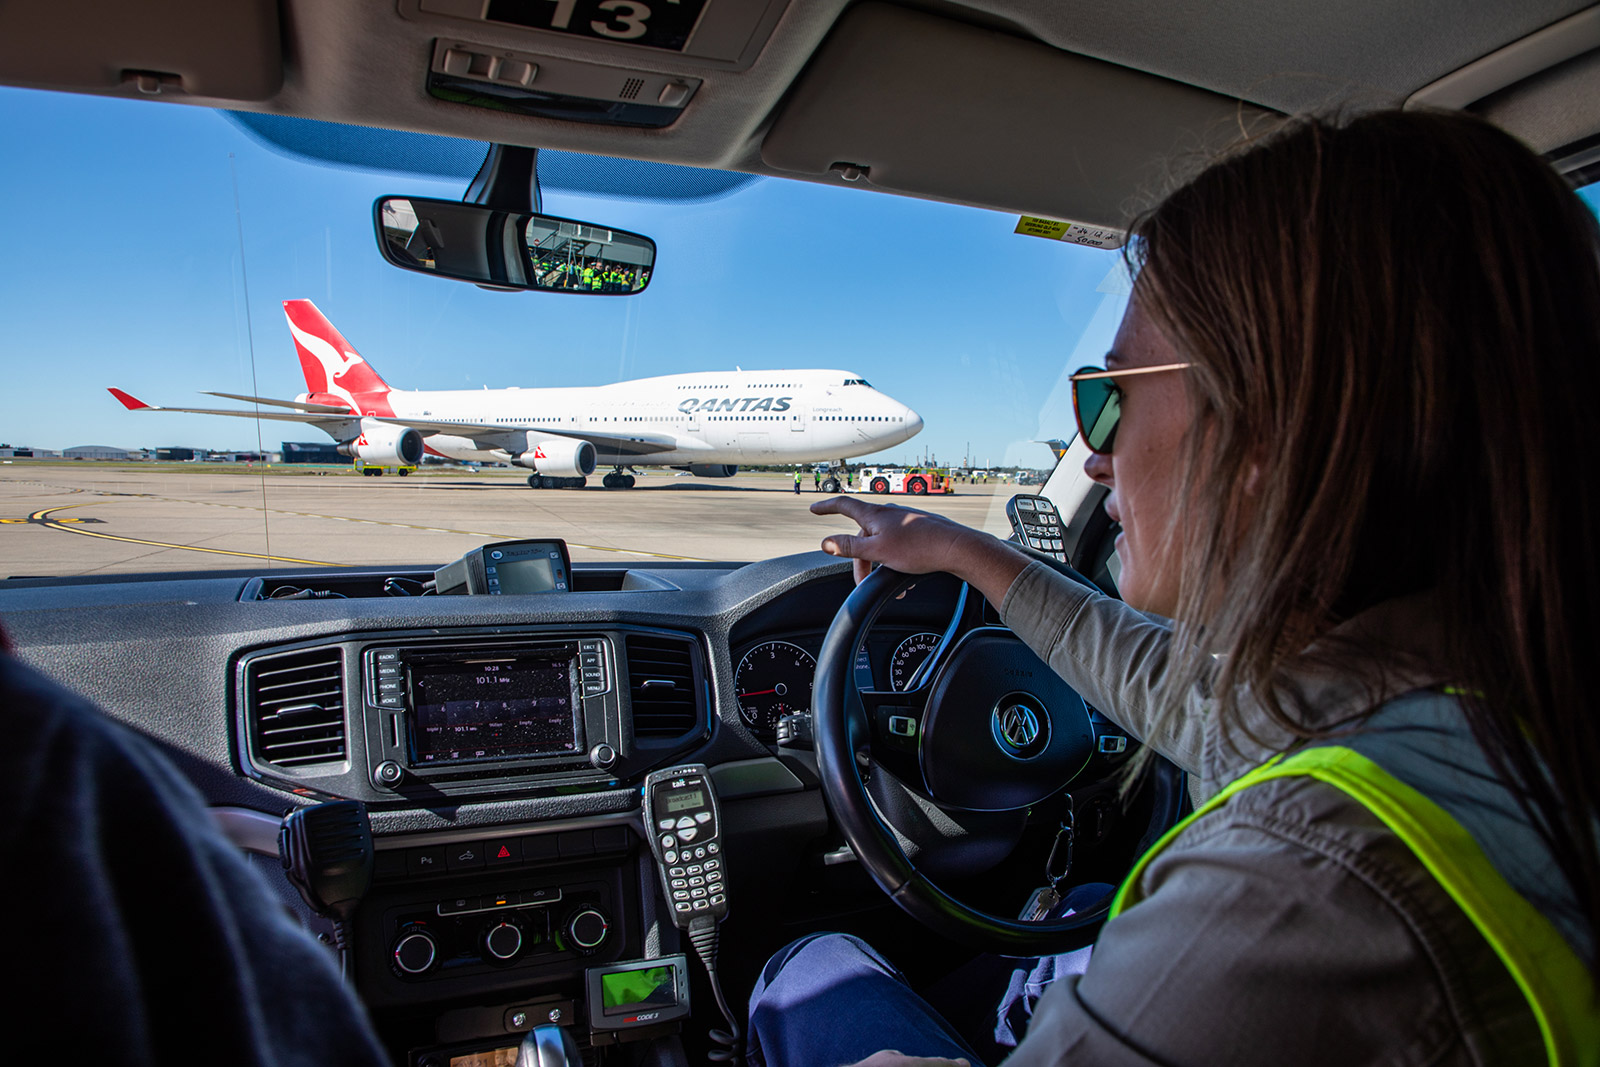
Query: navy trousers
746 883 1111 1067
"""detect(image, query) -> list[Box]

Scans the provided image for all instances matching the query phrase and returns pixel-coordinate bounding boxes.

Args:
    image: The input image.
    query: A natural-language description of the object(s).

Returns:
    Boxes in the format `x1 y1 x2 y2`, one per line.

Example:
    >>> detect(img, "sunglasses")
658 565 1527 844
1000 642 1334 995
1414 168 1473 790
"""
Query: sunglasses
1069 362 1193 455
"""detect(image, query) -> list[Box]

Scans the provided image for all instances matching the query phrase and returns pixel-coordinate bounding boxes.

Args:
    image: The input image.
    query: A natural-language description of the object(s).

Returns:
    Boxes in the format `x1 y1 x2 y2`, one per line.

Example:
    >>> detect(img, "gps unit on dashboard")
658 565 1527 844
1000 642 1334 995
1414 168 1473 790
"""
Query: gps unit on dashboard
434 538 571 595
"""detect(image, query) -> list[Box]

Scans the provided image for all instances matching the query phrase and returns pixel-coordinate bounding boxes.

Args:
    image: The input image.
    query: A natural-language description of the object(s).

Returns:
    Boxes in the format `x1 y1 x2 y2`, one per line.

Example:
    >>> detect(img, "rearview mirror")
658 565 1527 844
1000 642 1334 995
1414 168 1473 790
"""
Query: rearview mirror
374 196 655 294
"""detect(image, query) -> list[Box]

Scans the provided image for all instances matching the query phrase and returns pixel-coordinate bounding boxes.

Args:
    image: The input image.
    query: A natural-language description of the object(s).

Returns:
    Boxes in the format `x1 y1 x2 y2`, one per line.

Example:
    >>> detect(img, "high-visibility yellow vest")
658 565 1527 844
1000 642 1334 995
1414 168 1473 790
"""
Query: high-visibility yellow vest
1109 745 1599 1066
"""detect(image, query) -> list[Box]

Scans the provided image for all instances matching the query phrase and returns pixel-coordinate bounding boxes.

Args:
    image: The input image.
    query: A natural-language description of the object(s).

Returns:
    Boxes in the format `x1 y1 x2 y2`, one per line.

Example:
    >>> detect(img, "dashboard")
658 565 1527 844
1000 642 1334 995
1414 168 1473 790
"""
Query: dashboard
0 549 1137 1065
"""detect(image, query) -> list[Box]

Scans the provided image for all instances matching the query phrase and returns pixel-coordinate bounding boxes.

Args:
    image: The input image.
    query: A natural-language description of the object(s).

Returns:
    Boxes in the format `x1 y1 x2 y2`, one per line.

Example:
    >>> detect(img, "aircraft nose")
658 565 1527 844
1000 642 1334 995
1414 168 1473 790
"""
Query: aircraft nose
903 406 924 435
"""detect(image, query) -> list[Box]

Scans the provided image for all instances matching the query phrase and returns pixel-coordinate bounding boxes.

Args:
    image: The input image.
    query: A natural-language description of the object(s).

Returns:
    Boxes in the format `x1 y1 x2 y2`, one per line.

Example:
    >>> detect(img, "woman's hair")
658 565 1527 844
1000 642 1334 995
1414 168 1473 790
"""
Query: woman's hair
1127 109 1600 957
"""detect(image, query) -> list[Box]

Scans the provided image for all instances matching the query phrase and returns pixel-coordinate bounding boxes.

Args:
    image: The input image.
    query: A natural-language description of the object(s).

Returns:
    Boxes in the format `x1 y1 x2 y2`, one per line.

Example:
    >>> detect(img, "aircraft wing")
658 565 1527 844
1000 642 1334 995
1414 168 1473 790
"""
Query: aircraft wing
353 415 680 457
110 389 677 456
202 391 354 414
108 389 360 431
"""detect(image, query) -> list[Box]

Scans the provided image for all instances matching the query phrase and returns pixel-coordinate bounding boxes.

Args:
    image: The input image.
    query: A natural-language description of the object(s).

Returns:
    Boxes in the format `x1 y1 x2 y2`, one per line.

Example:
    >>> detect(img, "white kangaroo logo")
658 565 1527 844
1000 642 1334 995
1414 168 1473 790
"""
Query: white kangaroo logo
287 318 370 406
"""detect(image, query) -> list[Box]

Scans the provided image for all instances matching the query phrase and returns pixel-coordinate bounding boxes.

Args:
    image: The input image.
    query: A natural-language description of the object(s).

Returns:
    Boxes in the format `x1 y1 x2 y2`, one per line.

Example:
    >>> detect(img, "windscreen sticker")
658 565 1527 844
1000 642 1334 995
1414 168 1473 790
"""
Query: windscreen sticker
1014 216 1125 250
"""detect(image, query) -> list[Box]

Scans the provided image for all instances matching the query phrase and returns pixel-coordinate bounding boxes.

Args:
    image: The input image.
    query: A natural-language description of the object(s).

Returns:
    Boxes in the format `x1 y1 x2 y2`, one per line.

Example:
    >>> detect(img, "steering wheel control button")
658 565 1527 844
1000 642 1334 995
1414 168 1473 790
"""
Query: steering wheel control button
1098 735 1128 754
888 716 917 738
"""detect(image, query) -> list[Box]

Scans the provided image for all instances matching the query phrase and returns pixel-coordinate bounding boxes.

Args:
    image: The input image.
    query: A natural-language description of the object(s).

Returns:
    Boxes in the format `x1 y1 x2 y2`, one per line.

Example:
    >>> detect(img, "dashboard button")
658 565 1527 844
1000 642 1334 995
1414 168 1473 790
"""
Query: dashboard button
522 835 560 862
557 830 595 858
438 895 479 915
486 837 523 866
519 887 562 906
447 842 487 871
407 846 446 875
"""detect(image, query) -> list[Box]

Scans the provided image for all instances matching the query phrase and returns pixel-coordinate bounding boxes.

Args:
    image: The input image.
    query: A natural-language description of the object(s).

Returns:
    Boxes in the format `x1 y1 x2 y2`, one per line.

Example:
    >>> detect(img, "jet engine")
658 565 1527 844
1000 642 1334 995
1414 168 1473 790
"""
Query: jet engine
686 464 739 478
516 437 597 478
337 421 423 466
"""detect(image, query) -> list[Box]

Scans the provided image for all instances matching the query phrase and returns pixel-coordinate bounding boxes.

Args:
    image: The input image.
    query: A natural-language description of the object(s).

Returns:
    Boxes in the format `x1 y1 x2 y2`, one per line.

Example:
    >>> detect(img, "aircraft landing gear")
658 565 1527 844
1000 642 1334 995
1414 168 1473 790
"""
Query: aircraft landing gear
527 475 588 489
602 469 636 489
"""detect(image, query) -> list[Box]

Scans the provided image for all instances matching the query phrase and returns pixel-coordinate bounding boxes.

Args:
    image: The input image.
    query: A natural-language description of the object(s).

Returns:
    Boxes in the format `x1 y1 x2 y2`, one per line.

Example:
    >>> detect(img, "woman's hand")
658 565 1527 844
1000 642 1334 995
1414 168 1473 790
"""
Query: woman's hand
810 496 1032 606
840 1051 971 1067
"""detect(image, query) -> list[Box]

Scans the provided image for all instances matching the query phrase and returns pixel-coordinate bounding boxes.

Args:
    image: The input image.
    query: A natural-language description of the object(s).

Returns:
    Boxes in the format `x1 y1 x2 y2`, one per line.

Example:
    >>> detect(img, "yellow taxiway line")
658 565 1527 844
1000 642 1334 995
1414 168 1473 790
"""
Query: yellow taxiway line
26 503 339 567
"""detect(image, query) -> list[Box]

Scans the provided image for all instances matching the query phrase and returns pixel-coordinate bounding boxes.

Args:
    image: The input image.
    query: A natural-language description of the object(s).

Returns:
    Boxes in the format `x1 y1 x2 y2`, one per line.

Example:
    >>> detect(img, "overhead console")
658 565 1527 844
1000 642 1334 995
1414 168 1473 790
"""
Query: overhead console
236 626 710 802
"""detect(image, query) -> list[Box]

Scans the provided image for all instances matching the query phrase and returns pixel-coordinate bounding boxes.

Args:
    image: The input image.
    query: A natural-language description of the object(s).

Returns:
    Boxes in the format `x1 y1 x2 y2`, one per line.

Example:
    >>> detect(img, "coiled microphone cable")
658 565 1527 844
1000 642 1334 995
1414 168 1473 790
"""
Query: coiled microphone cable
687 915 743 1065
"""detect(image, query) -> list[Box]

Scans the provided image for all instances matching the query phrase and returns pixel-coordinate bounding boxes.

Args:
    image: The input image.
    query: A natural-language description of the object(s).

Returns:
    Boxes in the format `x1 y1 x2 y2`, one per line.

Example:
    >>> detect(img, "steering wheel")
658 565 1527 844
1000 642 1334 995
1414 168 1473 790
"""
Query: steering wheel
813 562 1188 956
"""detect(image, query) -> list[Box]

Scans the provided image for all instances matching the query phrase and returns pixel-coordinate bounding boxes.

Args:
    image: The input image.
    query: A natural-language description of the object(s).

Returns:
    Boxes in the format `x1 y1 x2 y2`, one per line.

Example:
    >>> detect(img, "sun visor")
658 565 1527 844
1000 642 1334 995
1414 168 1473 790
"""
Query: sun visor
0 0 281 102
761 3 1276 229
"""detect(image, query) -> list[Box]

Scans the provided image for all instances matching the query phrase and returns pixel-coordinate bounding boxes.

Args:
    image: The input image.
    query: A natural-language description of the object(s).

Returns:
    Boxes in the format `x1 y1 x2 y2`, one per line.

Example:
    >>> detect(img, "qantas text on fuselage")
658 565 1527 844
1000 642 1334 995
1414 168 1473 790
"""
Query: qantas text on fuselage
108 299 923 485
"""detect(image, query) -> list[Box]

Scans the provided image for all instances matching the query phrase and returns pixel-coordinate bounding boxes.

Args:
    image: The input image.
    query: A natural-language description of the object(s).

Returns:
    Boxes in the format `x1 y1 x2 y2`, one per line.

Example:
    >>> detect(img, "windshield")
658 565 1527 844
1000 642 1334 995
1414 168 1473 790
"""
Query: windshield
0 87 1130 577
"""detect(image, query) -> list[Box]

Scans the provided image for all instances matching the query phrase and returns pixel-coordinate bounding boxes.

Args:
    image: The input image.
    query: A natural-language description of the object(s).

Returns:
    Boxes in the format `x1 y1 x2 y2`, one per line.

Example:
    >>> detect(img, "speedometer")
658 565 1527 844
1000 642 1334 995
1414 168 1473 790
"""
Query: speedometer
735 641 817 733
890 632 942 691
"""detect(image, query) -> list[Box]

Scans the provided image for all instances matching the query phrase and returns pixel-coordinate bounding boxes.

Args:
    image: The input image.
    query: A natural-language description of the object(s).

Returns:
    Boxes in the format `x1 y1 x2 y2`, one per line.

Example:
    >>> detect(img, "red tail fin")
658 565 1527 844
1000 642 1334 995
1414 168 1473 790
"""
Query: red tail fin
282 300 393 404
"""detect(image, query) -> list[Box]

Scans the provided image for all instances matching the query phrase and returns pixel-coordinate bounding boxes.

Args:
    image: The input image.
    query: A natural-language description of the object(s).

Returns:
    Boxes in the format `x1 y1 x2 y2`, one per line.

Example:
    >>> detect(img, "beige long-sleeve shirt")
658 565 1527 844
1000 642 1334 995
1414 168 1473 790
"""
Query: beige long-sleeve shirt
996 561 1557 1066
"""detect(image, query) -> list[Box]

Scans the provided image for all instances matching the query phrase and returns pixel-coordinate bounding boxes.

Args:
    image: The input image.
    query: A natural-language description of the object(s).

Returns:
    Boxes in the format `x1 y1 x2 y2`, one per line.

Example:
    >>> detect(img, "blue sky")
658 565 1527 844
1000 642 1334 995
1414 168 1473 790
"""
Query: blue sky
0 86 1126 469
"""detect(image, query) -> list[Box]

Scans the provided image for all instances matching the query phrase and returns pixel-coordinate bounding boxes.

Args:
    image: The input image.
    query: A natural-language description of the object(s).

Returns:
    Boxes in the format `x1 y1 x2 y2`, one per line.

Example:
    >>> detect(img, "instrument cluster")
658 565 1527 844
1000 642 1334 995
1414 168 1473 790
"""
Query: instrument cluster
732 629 945 736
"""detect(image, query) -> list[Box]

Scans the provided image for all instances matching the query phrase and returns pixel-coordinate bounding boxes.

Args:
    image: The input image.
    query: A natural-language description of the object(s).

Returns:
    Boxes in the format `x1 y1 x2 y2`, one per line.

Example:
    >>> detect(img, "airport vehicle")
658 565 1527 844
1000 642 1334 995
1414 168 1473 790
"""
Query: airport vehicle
2 2 1597 1066
856 465 951 495
110 300 922 490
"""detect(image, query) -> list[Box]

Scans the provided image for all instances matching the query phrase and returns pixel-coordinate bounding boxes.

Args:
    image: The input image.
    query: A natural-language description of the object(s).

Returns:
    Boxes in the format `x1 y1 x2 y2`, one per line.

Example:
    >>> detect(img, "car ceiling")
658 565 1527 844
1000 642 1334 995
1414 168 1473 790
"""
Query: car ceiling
3 0 1597 228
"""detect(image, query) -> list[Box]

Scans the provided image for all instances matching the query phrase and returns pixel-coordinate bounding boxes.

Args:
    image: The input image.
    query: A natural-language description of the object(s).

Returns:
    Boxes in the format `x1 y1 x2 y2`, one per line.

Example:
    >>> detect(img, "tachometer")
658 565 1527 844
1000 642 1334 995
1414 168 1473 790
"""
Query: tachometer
735 640 816 733
890 632 942 691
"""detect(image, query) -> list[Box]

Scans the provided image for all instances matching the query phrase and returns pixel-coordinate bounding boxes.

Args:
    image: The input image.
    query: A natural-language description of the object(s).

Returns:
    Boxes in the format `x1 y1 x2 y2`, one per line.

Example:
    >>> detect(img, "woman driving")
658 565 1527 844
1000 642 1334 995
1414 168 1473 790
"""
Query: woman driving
748 109 1600 1066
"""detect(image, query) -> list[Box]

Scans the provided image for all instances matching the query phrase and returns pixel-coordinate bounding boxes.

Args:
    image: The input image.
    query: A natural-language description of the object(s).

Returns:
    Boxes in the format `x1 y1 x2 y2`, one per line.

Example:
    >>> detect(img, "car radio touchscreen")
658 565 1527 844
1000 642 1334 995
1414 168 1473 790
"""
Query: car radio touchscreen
408 648 581 765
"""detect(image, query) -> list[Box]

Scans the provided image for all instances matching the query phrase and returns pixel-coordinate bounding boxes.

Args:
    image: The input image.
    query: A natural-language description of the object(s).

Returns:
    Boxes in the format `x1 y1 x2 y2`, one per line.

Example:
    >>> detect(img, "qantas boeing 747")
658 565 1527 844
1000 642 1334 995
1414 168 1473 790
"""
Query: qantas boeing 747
109 299 923 489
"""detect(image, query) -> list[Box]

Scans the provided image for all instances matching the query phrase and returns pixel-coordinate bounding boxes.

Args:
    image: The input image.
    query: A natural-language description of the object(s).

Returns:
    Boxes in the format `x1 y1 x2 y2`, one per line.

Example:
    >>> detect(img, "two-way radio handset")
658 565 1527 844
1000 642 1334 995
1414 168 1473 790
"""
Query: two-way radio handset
642 764 728 927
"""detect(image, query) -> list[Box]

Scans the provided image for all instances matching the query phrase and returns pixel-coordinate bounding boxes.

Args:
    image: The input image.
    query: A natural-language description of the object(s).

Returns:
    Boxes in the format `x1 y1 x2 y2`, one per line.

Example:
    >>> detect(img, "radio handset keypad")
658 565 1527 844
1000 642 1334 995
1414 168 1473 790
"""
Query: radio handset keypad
641 764 727 926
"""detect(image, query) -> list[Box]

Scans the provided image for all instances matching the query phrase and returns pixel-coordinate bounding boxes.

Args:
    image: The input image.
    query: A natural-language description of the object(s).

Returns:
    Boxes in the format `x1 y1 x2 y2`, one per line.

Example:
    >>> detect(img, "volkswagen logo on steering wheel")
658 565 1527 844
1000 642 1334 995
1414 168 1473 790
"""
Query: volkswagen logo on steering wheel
991 694 1050 760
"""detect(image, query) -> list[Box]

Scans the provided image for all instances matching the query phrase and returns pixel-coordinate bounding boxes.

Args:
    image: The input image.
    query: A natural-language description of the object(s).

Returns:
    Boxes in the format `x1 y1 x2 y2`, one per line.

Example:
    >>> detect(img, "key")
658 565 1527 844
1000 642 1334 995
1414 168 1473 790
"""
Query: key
1019 884 1062 922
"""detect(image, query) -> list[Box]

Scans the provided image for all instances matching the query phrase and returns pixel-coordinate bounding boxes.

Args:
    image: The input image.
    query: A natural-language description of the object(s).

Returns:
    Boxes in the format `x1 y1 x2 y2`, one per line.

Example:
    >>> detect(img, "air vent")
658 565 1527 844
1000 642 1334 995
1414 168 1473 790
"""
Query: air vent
626 634 700 739
245 648 347 769
618 77 644 100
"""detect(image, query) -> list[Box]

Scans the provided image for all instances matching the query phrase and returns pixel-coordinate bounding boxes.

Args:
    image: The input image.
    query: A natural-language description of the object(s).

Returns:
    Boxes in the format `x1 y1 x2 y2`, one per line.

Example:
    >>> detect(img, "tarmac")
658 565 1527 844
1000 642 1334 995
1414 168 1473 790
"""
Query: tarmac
0 463 1032 578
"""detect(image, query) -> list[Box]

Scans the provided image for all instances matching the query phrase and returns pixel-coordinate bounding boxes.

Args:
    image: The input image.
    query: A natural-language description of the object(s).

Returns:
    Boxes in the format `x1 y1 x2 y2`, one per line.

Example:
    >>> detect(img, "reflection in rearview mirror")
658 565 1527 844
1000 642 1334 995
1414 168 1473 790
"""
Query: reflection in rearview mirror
375 196 656 295
526 218 653 293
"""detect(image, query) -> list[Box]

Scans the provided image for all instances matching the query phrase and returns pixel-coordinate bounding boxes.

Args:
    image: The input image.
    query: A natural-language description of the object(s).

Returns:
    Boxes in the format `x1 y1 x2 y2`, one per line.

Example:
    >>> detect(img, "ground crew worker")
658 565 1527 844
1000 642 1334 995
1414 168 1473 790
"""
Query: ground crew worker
793 469 802 495
814 469 822 491
754 109 1600 1067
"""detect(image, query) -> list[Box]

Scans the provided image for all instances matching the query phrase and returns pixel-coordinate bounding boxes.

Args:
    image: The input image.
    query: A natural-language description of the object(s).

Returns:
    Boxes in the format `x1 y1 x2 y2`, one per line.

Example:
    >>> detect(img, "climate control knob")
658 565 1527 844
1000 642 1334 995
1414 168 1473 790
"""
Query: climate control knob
565 907 609 952
483 920 523 961
392 928 437 975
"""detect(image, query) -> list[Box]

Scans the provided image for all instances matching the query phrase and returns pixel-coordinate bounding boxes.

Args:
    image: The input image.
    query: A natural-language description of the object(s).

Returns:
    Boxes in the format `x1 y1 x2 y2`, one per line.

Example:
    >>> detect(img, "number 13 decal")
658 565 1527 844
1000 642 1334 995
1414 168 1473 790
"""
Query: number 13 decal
591 0 651 40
